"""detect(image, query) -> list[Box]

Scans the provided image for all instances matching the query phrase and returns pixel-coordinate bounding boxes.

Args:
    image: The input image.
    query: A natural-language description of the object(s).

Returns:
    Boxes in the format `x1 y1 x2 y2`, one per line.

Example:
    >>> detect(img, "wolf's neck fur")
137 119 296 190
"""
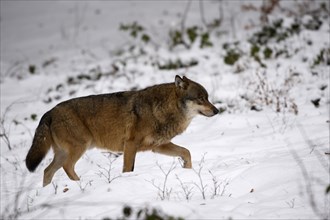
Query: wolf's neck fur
133 83 193 138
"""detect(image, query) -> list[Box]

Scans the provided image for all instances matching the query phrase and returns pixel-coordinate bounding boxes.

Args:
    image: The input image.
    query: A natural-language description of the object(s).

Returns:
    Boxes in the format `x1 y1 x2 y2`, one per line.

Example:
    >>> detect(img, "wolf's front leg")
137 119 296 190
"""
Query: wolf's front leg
123 141 137 172
152 142 192 168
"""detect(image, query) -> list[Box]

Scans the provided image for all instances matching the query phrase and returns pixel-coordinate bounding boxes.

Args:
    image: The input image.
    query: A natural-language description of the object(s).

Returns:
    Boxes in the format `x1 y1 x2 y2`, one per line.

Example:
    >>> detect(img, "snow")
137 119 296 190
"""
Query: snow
1 1 329 220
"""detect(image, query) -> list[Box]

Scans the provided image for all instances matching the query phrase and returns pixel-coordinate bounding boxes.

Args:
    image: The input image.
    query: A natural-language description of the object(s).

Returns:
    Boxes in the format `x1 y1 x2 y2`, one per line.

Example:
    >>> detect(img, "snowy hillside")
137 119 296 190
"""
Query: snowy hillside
1 1 329 219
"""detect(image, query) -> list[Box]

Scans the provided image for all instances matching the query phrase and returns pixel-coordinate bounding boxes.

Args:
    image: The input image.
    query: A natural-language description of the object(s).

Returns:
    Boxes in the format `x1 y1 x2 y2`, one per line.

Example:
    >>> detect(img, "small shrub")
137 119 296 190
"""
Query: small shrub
158 59 198 70
30 114 37 121
245 70 299 115
186 26 198 43
120 22 142 38
326 185 330 194
200 32 213 48
169 30 186 48
120 22 151 44
312 48 330 67
223 42 242 66
169 26 213 49
250 44 267 67
275 48 289 58
105 205 184 220
311 98 321 108
249 19 303 46
250 45 260 57
263 47 273 59
303 16 323 31
28 65 36 74
224 49 240 65
147 161 176 201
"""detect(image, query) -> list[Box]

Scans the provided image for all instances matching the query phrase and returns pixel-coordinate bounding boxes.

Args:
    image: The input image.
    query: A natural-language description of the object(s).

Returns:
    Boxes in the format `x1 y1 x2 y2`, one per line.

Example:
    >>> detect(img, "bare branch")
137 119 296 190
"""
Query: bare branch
76 179 93 193
51 182 58 195
192 154 207 200
96 154 121 184
199 0 207 28
147 161 176 200
176 174 194 201
181 0 192 34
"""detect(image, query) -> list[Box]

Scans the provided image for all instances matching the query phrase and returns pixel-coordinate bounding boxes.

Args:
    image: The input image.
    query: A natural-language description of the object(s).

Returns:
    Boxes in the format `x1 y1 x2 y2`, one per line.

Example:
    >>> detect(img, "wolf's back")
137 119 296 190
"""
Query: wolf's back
26 111 53 172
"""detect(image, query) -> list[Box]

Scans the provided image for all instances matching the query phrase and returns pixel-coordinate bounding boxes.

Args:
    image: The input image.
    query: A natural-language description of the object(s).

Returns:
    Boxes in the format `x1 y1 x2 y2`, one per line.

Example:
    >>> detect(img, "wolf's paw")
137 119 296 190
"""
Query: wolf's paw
183 161 192 169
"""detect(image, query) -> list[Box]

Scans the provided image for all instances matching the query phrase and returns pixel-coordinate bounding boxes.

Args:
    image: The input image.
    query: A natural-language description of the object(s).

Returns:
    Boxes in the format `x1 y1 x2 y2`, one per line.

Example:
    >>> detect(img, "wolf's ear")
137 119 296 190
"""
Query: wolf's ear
175 75 188 89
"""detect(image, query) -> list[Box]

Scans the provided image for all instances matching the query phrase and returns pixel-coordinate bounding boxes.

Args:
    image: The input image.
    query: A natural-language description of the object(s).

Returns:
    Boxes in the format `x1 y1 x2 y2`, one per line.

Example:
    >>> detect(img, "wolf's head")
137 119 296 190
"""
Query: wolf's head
175 75 219 118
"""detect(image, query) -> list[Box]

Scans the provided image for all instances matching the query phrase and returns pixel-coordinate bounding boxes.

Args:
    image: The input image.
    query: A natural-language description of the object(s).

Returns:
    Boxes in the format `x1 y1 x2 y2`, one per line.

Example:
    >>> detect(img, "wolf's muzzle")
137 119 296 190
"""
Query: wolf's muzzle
213 108 219 115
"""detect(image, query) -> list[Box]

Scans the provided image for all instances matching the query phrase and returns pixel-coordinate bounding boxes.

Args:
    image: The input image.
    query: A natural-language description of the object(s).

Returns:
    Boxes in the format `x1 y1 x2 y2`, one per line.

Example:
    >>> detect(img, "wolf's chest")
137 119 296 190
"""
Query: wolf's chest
145 116 192 146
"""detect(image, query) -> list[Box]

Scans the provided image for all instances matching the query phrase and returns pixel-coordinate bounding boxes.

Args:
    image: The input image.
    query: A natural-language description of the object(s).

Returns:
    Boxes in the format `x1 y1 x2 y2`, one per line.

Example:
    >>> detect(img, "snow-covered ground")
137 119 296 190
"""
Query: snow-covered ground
1 1 329 219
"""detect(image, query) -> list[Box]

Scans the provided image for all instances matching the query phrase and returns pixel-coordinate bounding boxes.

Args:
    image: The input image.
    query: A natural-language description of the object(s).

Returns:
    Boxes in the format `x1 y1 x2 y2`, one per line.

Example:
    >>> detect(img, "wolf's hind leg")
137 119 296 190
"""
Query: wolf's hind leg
43 149 67 187
63 146 86 181
152 142 192 168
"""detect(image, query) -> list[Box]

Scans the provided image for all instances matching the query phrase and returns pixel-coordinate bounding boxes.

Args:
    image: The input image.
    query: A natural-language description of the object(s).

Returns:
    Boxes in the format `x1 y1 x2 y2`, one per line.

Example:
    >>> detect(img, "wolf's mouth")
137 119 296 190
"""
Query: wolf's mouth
198 110 210 117
198 110 217 117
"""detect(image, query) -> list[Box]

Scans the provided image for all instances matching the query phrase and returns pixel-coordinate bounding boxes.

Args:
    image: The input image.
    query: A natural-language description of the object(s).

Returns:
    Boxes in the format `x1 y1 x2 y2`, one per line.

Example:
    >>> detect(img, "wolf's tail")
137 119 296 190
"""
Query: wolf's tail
26 111 53 172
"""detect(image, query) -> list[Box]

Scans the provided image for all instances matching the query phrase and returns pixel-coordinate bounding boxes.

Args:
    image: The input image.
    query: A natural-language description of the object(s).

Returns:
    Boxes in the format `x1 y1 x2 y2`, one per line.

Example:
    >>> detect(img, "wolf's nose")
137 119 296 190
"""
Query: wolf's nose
213 108 219 115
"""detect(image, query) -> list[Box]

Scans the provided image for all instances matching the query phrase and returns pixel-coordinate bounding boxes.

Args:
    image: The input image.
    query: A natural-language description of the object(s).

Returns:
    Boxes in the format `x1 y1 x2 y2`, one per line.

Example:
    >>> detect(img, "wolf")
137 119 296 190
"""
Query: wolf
25 75 219 186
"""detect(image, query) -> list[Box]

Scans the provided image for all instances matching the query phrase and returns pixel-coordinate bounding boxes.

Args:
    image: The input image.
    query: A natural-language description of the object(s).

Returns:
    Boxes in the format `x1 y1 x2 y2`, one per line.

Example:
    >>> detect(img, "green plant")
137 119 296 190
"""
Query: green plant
222 42 243 66
263 47 273 59
157 59 198 70
249 19 302 46
169 26 213 49
186 26 198 43
120 22 151 43
312 48 330 67
249 44 266 67
250 44 260 57
224 49 240 65
200 32 213 48
30 114 37 121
